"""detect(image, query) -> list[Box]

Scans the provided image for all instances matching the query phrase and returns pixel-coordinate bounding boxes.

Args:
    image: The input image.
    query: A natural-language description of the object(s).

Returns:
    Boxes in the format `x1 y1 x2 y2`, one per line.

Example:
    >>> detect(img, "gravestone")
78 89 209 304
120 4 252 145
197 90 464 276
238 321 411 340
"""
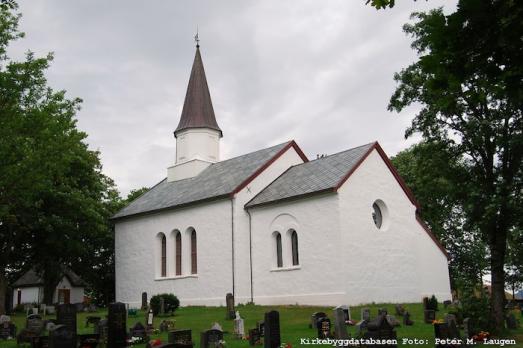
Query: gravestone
226 293 235 320
130 322 147 340
233 311 245 338
147 308 154 332
107 302 127 348
160 320 175 332
361 308 371 322
317 317 331 339
403 312 413 326
506 313 518 329
56 304 77 341
0 321 16 339
257 321 265 337
422 297 429 310
96 319 108 347
211 322 223 332
385 315 401 328
463 318 472 339
168 329 193 347
142 292 148 310
0 315 9 325
49 324 75 348
160 297 165 316
248 328 261 346
443 300 452 308
264 311 280 348
362 314 397 347
200 329 223 348
434 323 451 348
31 335 50 348
424 310 436 324
310 312 327 329
355 320 367 336
333 307 348 339
17 315 44 345
395 304 405 316
377 308 388 316
444 314 459 339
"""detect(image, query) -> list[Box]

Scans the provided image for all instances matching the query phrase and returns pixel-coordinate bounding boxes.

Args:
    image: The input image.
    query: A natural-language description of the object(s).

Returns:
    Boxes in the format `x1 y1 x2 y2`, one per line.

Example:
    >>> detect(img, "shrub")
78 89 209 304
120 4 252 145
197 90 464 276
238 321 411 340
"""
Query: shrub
427 295 439 311
150 293 180 316
461 286 491 333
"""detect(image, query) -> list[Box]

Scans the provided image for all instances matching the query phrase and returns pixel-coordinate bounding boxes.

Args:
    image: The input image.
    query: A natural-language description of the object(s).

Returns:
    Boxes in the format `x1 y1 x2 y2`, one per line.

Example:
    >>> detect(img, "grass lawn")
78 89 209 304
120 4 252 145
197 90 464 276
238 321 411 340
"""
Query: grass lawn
1 302 522 347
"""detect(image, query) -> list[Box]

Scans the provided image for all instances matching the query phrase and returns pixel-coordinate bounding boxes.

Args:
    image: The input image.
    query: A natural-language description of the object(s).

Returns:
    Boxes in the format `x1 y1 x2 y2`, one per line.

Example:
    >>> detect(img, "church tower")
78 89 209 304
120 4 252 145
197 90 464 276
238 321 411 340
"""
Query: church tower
167 42 222 182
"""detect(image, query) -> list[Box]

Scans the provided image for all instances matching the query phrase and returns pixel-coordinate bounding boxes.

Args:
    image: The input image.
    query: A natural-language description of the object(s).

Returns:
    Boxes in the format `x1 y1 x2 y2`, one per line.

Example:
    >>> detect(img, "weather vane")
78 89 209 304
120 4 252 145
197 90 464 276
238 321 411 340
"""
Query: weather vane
194 26 200 47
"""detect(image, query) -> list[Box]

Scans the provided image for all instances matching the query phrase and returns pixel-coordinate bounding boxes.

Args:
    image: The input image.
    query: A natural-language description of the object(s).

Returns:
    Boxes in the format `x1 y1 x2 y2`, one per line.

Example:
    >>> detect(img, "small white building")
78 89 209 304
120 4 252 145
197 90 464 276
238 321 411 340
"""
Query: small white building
113 44 452 307
12 268 86 307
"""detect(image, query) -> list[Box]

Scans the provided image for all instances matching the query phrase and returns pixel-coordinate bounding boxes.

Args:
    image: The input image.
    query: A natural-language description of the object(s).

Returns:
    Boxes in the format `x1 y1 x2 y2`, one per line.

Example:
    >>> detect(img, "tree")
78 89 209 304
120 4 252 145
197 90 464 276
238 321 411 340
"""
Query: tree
389 0 522 331
391 141 488 288
0 1 118 310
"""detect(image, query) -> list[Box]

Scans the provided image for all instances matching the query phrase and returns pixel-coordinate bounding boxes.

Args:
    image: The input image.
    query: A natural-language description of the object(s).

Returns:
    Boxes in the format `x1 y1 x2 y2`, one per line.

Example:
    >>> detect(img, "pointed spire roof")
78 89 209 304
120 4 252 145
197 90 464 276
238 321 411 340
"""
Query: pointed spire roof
175 45 222 137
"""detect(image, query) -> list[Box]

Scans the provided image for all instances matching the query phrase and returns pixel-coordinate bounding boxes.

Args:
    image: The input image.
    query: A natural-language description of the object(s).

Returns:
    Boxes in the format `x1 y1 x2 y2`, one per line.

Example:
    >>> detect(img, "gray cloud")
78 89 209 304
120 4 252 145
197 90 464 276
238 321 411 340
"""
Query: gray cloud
11 0 456 196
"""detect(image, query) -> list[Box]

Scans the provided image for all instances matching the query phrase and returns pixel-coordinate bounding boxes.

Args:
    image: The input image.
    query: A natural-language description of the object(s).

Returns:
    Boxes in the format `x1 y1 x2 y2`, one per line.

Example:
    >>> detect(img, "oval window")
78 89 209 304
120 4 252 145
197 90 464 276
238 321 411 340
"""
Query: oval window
372 202 382 228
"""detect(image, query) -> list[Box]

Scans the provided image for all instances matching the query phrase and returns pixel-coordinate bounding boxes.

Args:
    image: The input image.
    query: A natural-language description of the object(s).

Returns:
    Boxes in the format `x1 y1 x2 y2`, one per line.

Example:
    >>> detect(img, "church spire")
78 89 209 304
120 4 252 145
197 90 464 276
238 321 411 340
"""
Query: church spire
174 42 222 137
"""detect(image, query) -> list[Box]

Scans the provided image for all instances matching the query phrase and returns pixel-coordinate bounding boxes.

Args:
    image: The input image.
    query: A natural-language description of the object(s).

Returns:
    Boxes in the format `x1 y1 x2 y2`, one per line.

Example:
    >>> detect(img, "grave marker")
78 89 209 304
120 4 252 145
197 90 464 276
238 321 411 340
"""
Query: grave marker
200 329 223 348
333 307 348 339
226 293 235 320
248 328 261 346
317 317 331 339
49 324 75 348
168 329 193 347
107 302 127 348
56 304 77 340
264 311 280 348
142 292 148 310
361 308 371 322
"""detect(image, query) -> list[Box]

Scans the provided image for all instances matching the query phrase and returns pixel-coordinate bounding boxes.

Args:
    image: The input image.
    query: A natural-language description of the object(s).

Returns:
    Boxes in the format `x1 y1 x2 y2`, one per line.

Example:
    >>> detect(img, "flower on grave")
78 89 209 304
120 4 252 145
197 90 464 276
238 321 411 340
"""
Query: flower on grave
280 343 292 348
432 319 444 324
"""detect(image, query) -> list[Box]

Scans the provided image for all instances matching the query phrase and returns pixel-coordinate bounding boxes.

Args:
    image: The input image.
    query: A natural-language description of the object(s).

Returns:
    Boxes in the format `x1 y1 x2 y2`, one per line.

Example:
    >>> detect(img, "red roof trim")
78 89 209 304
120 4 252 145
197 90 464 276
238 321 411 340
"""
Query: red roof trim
230 140 308 197
416 214 450 259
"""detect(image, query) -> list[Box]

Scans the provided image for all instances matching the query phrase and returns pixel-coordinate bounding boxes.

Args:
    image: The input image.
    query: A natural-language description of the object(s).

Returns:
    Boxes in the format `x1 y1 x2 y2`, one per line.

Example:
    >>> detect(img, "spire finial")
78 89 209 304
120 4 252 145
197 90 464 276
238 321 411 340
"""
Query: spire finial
194 26 200 48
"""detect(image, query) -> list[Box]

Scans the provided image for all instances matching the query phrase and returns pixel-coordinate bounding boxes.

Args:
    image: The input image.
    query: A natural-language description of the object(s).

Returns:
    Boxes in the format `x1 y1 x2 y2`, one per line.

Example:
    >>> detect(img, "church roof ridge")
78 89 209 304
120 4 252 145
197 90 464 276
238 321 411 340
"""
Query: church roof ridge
175 45 222 137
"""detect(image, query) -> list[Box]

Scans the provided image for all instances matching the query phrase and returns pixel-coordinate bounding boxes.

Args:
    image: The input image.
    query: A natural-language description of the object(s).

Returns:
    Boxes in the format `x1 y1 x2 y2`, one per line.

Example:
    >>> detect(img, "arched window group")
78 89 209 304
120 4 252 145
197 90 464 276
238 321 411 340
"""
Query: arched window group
273 229 299 268
157 228 197 278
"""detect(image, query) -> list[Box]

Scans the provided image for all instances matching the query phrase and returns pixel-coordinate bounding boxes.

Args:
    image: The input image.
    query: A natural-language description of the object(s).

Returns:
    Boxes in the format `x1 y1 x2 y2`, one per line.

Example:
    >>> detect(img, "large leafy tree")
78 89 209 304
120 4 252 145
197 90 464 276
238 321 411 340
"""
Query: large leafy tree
388 0 522 331
392 141 488 288
0 1 118 310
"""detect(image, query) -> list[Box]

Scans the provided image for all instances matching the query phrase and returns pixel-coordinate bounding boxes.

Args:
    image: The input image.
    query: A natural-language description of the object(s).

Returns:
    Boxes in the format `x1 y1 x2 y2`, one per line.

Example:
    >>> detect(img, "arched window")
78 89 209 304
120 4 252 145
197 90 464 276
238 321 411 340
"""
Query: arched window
275 232 283 268
291 230 299 266
161 234 167 277
191 230 197 274
175 231 182 276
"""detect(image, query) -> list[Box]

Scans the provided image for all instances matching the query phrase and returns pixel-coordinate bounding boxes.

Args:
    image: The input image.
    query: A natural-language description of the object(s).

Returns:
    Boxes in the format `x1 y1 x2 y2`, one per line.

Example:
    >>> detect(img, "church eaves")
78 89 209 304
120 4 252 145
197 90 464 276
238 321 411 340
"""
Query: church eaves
174 46 222 137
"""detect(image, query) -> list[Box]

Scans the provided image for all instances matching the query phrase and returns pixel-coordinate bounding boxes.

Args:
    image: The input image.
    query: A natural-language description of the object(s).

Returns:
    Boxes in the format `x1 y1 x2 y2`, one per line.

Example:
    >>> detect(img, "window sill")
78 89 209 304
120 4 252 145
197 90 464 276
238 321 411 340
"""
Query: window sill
270 265 301 272
155 274 198 281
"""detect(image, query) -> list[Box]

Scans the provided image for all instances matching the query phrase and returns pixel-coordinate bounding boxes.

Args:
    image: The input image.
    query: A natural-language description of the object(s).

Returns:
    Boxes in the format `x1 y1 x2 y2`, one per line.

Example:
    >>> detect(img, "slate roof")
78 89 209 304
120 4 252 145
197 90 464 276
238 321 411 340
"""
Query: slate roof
175 46 222 137
13 267 86 288
112 141 298 220
246 142 375 208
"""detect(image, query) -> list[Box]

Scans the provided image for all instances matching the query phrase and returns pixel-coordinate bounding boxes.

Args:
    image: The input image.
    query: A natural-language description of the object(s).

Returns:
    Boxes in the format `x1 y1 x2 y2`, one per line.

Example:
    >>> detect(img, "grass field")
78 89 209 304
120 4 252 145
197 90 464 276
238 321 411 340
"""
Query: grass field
1 302 522 347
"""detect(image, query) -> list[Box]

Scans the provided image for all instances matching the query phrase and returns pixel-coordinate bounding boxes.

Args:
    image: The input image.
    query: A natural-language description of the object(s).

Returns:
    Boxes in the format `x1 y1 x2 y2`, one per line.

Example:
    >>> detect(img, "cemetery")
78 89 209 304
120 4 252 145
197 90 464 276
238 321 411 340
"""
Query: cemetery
0 297 522 347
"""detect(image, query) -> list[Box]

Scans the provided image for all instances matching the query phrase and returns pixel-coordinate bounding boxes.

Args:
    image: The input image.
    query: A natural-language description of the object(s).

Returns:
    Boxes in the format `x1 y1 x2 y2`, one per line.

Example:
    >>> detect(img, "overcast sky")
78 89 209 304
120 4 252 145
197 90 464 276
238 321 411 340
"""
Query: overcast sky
11 0 456 196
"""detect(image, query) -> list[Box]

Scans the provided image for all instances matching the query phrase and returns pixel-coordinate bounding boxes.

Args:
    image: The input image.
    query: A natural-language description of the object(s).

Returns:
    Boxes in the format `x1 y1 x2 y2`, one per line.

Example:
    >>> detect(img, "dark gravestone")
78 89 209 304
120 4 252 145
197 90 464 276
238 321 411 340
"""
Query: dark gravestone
77 334 100 348
310 312 326 329
248 328 261 346
463 318 472 339
385 315 401 328
142 292 148 310
56 304 77 339
264 311 280 348
506 313 518 329
444 314 460 339
424 310 436 324
422 297 429 310
403 312 413 326
160 297 165 316
108 302 127 348
0 321 16 339
257 321 265 337
31 335 49 348
226 293 235 320
168 329 193 347
49 324 75 348
363 314 397 347
377 308 388 317
200 329 223 348
333 307 349 339
130 322 147 340
395 305 405 316
434 323 453 348
17 315 44 345
316 317 331 339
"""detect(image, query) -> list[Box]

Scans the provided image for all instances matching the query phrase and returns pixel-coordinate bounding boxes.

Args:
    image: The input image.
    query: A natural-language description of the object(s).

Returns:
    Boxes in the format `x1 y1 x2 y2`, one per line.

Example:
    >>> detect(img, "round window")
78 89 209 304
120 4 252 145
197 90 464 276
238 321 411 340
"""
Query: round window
372 203 382 228
372 200 388 230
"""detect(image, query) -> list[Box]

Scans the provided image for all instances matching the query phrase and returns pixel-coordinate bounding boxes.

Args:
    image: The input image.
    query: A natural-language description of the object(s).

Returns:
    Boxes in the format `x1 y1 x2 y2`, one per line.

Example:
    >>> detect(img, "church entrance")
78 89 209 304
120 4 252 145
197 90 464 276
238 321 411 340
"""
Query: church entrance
57 289 70 304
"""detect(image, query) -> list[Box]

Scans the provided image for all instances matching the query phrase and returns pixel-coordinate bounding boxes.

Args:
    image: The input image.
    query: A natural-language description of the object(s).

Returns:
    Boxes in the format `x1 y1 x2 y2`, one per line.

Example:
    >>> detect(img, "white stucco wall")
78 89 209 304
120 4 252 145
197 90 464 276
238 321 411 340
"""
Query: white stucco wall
175 128 220 164
54 277 85 304
248 193 345 306
337 149 451 304
12 287 40 307
232 146 305 304
115 199 233 307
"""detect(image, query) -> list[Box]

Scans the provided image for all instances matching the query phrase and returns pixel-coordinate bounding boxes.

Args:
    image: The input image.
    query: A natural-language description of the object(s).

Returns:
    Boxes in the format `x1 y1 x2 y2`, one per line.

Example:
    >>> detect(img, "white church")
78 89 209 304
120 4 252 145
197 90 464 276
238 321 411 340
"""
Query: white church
113 44 452 307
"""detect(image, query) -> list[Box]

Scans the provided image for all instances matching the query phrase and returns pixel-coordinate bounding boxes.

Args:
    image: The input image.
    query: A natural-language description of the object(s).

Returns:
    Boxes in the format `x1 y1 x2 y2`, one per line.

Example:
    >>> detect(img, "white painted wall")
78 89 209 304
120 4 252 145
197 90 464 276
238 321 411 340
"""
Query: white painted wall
12 287 40 307
175 128 220 164
54 277 85 304
248 193 345 306
232 146 305 304
337 149 452 304
115 199 233 307
12 276 84 307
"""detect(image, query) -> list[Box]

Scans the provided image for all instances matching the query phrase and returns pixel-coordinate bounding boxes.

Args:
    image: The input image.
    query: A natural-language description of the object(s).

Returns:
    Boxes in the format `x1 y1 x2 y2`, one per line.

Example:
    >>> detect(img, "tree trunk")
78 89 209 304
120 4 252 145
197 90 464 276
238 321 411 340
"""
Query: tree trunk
0 270 6 315
490 236 507 332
